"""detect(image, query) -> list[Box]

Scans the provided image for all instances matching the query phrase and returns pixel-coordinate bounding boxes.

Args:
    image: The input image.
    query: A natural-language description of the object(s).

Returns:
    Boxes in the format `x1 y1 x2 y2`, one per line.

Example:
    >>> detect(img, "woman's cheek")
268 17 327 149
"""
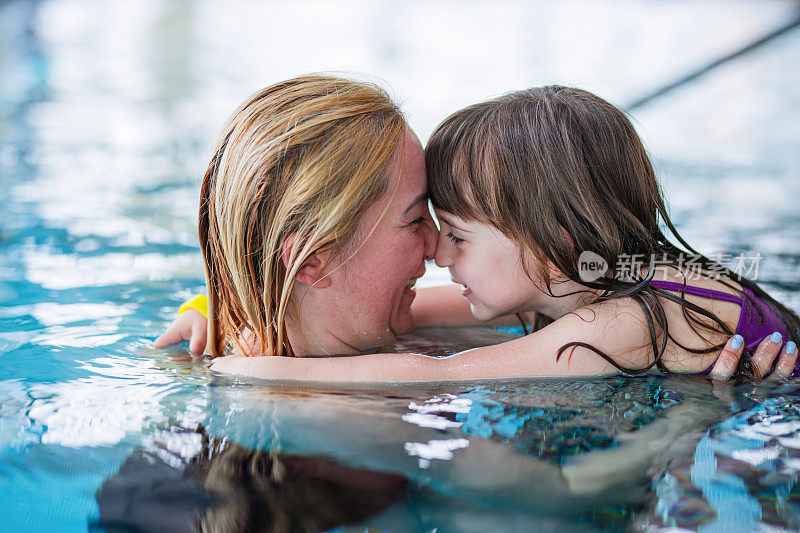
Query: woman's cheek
413 230 429 258
396 233 423 267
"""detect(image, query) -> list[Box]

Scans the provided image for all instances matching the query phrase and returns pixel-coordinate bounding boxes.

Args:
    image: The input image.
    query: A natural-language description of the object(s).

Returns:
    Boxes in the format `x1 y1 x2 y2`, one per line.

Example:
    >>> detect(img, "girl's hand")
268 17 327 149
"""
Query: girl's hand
709 333 797 381
154 309 208 355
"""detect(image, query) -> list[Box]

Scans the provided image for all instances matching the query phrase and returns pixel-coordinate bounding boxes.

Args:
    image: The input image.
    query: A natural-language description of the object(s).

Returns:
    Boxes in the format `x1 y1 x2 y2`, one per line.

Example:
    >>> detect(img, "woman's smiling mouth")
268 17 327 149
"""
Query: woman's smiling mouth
403 274 423 297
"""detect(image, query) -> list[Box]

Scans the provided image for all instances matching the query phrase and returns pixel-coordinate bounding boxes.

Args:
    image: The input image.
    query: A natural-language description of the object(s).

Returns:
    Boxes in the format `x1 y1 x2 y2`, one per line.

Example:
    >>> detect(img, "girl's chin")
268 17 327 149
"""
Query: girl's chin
469 301 501 323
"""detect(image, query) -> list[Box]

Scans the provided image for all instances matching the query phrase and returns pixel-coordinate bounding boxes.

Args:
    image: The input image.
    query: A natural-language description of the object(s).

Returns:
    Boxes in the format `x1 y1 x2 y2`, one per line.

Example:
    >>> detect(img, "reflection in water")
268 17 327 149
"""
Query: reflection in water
201 374 738 522
95 425 407 533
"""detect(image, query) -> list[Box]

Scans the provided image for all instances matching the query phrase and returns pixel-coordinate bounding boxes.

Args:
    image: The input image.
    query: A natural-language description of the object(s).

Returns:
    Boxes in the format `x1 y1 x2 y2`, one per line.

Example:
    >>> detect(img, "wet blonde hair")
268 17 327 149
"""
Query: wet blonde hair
199 75 405 357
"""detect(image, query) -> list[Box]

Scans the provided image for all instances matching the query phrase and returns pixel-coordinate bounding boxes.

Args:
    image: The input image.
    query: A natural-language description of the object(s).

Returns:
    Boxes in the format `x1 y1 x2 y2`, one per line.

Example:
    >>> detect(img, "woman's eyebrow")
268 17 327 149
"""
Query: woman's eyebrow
402 193 428 216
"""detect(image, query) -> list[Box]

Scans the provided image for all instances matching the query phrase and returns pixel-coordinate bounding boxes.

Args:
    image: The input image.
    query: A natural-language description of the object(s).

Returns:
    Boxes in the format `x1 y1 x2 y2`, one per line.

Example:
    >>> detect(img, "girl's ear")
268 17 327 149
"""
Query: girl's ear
545 259 565 282
281 234 333 289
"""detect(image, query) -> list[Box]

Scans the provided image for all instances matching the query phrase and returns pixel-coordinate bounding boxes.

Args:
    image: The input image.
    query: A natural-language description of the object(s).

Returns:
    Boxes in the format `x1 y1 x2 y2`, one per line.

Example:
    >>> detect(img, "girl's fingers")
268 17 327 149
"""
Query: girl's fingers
709 334 745 381
751 331 784 379
770 341 798 380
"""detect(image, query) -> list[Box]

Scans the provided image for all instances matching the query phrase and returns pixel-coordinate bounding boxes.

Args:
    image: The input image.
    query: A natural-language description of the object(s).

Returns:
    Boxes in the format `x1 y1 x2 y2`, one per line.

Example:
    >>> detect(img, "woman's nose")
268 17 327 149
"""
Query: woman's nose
422 219 437 261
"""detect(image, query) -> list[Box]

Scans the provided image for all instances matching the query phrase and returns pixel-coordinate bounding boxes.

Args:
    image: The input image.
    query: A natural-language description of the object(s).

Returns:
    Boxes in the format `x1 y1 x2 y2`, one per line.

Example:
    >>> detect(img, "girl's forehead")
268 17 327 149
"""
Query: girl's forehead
433 209 481 231
433 207 464 221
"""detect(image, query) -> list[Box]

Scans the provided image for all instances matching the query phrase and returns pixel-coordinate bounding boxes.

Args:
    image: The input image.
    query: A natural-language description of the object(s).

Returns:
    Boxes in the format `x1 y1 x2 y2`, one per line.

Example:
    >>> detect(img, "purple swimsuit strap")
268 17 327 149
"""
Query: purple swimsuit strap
648 280 743 305
649 279 747 377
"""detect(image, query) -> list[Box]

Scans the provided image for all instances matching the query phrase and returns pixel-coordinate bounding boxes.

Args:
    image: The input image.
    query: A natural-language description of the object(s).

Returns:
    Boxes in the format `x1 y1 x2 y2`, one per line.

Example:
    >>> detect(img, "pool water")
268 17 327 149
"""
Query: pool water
2 0 800 531
4 345 800 532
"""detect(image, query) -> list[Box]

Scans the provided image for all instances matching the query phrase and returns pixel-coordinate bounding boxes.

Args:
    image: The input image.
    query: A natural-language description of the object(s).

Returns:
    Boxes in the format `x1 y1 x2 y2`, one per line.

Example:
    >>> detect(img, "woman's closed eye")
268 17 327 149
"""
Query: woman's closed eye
409 213 436 229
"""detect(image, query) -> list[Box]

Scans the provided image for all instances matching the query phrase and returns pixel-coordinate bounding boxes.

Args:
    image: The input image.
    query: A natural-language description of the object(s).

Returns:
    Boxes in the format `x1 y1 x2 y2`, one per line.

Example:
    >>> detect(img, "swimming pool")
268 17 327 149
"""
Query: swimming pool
2 1 800 531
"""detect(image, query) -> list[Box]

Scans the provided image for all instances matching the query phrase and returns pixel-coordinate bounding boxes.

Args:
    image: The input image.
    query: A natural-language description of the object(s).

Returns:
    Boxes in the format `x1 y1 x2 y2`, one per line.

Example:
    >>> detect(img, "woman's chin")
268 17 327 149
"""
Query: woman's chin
389 311 415 337
389 289 417 336
391 322 414 337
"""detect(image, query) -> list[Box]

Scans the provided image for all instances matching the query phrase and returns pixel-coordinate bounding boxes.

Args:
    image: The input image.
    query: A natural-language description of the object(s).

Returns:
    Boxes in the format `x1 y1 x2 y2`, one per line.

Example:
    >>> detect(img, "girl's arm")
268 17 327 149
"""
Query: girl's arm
412 285 536 328
211 300 658 381
210 298 794 382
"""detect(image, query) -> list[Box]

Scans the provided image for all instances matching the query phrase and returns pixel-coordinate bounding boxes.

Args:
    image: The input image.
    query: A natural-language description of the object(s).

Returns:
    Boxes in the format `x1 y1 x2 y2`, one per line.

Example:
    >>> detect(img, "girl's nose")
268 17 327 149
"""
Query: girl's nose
434 236 452 268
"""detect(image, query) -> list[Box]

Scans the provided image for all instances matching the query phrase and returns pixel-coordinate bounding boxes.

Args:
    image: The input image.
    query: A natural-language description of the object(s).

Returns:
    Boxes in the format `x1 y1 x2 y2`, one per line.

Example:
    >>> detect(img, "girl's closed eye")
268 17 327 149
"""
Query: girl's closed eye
447 231 464 244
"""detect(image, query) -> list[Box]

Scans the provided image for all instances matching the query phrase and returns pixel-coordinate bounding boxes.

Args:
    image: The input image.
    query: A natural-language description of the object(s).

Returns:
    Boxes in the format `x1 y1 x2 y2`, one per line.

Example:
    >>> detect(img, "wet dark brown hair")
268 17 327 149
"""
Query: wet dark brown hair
426 85 800 375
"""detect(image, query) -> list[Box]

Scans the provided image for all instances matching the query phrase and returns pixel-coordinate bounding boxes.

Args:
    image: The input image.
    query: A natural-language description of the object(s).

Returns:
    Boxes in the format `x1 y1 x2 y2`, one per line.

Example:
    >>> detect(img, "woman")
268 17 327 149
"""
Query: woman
194 75 435 359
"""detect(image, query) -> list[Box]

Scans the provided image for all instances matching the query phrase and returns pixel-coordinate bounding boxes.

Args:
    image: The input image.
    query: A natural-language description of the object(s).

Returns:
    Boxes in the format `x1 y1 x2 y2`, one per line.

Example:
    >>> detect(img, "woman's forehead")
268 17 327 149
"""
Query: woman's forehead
387 132 427 202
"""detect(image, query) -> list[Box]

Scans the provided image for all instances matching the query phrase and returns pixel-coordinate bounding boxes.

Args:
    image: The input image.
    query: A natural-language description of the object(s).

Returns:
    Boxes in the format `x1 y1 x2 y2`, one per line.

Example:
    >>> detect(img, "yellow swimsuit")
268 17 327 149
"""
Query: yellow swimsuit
178 294 208 318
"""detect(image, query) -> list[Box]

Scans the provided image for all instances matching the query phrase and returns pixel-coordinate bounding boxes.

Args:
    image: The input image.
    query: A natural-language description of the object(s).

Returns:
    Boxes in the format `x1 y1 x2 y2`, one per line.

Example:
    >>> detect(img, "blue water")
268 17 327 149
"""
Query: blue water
2 0 800 531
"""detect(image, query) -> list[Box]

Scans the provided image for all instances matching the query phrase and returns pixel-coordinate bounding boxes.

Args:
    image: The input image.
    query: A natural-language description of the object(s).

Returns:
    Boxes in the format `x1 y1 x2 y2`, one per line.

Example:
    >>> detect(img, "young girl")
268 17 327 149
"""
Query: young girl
166 84 798 381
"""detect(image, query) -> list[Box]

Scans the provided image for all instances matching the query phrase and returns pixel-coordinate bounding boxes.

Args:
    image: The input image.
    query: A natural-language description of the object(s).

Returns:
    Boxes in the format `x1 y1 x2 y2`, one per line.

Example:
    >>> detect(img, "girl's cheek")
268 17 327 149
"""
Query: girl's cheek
452 251 469 272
